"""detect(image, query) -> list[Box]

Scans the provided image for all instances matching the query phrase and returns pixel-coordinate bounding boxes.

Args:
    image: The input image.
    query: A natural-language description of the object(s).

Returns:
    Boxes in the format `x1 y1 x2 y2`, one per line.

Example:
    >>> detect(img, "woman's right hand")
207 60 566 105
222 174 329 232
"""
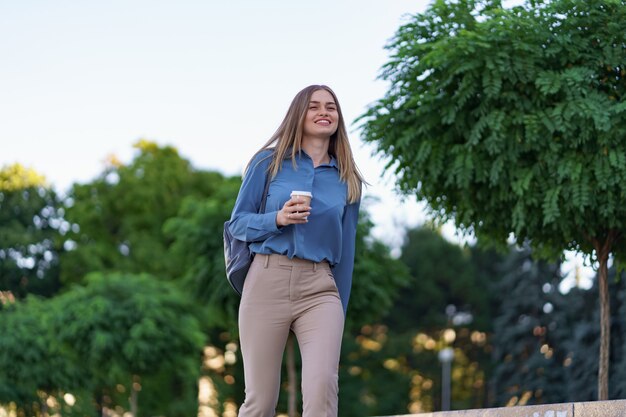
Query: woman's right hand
276 197 311 227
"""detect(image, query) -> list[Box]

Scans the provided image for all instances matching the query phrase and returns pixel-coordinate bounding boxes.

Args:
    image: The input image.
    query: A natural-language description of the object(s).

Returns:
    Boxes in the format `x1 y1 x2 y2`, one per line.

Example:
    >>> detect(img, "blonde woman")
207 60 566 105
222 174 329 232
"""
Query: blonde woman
228 85 364 417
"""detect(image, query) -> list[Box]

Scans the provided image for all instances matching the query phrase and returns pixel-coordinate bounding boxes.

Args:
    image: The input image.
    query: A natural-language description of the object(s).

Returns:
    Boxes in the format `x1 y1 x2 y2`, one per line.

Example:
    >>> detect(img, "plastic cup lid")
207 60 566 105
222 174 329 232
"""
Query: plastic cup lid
290 190 312 198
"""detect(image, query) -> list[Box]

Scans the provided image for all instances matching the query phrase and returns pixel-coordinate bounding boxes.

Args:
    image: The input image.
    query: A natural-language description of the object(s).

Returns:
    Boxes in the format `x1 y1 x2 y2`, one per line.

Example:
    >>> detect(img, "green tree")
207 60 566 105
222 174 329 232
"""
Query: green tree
0 164 65 298
490 245 569 405
53 140 235 414
336 208 412 417
60 140 227 285
0 298 85 417
346 206 412 331
352 227 501 414
389 226 494 332
50 272 205 417
359 0 626 399
162 177 244 415
163 177 243 331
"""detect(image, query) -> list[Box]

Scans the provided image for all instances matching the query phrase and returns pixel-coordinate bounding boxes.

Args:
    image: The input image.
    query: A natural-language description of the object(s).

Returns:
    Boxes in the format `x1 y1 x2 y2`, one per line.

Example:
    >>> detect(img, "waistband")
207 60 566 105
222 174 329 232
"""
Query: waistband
255 253 330 271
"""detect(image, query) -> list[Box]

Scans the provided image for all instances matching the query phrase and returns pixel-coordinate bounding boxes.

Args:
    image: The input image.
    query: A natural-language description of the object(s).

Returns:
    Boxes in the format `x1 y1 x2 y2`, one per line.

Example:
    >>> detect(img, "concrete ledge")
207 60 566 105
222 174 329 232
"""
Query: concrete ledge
379 399 626 417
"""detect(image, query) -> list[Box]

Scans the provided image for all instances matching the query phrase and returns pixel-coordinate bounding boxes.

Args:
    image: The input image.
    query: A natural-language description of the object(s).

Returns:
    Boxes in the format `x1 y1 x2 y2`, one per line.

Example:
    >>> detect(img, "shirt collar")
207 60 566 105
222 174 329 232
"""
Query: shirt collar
296 149 338 169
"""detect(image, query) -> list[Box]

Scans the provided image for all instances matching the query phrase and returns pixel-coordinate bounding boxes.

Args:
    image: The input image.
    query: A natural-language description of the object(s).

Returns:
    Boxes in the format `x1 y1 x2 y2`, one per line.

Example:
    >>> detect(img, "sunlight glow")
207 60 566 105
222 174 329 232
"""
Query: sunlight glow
198 377 218 417
63 393 76 406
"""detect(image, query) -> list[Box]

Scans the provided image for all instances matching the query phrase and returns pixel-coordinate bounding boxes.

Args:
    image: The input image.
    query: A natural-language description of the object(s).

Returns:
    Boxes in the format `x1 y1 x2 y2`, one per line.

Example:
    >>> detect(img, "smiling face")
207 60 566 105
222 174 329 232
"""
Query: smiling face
302 89 339 140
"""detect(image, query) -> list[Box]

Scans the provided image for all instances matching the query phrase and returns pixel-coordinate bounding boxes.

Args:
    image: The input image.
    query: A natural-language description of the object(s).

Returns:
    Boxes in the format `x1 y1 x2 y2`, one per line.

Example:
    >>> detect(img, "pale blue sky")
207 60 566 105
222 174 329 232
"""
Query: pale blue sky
0 0 432 247
0 0 592 289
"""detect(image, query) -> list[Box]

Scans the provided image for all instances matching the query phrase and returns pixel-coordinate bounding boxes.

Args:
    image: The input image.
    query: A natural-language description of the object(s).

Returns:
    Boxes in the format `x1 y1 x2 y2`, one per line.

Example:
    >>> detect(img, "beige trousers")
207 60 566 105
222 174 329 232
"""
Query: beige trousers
237 254 345 417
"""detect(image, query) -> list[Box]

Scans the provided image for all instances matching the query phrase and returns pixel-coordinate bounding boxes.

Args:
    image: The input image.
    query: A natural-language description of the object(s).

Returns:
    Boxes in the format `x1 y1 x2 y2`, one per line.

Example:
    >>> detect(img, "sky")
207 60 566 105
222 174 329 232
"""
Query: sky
0 0 593 290
0 0 435 247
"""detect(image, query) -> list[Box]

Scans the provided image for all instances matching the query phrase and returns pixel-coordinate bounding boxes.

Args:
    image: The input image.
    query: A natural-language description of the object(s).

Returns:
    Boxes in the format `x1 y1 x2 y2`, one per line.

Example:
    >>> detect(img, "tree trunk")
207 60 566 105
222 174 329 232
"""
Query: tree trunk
130 375 139 417
40 399 49 417
97 389 107 417
286 332 297 417
591 231 617 400
597 250 610 400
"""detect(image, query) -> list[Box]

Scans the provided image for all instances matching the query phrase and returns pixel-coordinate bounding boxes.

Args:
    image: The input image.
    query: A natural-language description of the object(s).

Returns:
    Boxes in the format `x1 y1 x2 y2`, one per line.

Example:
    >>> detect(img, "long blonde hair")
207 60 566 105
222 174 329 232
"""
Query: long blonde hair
247 85 365 204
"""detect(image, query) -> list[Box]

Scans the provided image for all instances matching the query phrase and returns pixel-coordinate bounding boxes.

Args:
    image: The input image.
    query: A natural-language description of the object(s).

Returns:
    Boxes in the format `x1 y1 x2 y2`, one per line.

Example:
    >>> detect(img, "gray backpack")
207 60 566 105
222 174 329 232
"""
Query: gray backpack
223 174 271 295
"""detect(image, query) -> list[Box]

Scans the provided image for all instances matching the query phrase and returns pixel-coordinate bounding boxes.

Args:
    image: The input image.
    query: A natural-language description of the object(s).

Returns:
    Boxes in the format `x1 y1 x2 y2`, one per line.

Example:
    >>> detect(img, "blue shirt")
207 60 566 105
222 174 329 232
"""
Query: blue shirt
228 149 360 314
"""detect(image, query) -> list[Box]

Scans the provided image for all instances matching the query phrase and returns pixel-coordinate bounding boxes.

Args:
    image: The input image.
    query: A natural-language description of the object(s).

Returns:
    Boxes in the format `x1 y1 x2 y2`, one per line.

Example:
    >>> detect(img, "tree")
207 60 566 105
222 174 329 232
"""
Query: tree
346 205 412 331
163 177 244 331
163 177 247 415
358 0 626 399
337 207 412 417
0 164 65 298
388 226 495 333
490 245 569 405
367 227 501 413
60 139 226 285
50 272 206 417
0 298 85 417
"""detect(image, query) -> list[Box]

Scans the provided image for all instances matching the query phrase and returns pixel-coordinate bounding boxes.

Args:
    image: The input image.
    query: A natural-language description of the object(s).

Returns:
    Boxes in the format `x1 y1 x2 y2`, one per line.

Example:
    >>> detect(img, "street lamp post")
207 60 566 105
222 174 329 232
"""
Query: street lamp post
438 347 454 411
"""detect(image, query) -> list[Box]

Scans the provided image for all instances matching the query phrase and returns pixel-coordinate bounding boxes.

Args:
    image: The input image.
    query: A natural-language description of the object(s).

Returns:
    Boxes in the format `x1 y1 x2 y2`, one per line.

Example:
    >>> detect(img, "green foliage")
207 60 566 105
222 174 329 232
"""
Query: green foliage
359 0 626 259
50 272 206 416
0 272 205 416
388 226 496 332
61 140 227 285
0 298 84 415
163 176 243 330
346 205 412 331
0 164 65 298
490 250 626 404
490 246 569 405
339 326 415 416
338 227 502 415
359 0 626 398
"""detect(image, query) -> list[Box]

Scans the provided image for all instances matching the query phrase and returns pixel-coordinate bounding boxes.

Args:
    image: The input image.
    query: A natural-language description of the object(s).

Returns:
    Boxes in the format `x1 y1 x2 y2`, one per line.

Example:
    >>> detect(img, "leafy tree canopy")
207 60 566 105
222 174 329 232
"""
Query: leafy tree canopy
50 272 206 416
0 164 65 298
358 0 626 399
0 163 48 191
389 226 495 332
359 0 626 259
61 139 228 285
0 297 85 413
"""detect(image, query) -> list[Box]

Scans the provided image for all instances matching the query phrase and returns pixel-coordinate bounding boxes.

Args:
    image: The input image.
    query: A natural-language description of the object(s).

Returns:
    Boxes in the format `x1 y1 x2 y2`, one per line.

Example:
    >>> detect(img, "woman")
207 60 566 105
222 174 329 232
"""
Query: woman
227 84 364 417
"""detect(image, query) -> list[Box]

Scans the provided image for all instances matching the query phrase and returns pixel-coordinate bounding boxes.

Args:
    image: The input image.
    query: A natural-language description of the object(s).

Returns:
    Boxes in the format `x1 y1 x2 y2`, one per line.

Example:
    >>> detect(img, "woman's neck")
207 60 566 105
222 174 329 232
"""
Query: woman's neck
302 137 330 167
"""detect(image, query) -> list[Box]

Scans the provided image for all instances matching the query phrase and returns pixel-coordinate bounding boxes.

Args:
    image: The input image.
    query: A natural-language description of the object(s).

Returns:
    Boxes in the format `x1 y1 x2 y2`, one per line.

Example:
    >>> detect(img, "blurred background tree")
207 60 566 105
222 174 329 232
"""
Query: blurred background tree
0 297 86 417
50 272 205 417
60 139 227 285
339 226 503 415
490 245 569 405
0 164 65 298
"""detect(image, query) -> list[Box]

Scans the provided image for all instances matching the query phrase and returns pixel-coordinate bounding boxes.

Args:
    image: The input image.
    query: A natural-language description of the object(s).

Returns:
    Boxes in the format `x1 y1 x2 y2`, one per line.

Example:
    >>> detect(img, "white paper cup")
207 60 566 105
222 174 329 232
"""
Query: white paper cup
290 191 312 218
